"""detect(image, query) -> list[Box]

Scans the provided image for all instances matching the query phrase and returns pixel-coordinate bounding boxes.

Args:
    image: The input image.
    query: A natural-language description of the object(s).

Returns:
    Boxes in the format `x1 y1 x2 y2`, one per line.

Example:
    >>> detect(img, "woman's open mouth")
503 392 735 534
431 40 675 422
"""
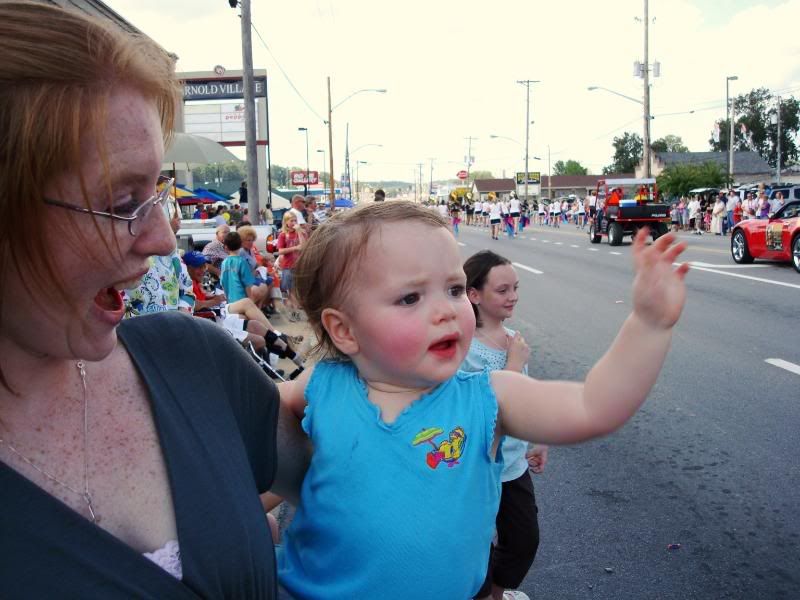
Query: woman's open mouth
92 287 125 324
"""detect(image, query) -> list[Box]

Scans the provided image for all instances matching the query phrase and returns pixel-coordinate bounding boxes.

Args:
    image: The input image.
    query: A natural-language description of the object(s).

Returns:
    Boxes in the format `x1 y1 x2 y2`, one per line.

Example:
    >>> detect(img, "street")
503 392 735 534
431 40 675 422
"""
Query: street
456 223 800 599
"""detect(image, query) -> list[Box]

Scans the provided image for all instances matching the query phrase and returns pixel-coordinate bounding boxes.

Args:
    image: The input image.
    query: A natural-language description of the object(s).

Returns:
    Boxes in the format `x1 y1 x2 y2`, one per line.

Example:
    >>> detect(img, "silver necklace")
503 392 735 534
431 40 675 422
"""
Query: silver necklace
477 328 509 349
0 360 96 523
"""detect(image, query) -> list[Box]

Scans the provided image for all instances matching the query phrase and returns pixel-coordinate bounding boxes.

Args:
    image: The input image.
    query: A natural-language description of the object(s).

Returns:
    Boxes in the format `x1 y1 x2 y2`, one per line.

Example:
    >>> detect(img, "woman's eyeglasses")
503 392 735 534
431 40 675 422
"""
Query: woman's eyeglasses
43 176 176 236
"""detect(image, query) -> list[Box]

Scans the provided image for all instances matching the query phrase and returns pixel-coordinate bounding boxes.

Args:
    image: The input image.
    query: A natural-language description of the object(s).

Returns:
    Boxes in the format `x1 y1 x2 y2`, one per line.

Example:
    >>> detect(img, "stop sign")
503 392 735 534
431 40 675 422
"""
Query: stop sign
457 170 468 180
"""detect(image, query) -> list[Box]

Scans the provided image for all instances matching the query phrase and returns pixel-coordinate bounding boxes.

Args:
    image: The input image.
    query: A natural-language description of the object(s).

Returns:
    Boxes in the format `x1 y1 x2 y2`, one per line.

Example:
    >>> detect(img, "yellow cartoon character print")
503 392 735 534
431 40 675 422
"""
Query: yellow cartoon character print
412 426 467 469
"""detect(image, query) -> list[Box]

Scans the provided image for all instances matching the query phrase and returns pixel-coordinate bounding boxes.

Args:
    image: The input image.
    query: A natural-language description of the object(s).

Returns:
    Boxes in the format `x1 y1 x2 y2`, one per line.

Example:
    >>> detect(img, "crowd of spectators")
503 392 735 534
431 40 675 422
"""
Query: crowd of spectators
122 190 317 381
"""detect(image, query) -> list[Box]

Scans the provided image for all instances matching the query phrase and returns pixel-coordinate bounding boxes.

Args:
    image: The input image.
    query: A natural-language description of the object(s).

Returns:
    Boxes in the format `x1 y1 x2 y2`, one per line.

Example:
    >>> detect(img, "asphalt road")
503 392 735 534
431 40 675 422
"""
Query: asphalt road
456 222 800 599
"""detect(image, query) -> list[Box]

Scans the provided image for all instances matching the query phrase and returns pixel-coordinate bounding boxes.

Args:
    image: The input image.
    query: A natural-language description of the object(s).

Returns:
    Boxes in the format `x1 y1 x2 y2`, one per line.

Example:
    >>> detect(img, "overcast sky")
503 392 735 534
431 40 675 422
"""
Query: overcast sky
105 0 800 182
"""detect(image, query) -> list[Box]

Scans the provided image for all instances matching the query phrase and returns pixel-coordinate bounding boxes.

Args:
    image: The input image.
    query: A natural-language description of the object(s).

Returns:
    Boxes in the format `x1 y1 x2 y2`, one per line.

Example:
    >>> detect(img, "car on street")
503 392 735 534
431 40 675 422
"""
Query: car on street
730 200 800 273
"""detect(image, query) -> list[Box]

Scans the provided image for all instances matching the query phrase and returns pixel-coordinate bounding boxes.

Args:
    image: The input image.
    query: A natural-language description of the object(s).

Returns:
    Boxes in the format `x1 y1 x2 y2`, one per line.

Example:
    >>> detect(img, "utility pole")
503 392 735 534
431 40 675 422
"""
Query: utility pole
517 79 540 202
642 0 651 178
344 124 352 201
547 145 552 201
327 77 335 213
429 158 435 198
464 137 477 182
776 96 782 184
418 163 424 202
236 0 260 218
726 75 738 187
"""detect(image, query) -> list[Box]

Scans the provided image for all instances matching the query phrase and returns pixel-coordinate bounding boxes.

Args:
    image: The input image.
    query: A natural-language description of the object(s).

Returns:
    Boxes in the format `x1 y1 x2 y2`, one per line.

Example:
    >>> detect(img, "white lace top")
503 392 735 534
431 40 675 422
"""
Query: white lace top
142 539 182 579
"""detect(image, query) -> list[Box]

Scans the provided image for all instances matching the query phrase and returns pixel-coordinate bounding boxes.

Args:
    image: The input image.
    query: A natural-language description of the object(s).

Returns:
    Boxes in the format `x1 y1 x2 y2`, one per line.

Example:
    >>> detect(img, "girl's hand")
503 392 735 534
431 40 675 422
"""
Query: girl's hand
631 228 689 330
526 444 549 474
506 331 530 372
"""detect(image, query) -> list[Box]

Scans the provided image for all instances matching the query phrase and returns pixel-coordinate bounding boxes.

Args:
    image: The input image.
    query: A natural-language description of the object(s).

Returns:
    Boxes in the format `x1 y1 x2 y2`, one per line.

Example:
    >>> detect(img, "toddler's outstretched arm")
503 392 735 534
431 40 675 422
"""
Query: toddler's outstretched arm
493 228 689 445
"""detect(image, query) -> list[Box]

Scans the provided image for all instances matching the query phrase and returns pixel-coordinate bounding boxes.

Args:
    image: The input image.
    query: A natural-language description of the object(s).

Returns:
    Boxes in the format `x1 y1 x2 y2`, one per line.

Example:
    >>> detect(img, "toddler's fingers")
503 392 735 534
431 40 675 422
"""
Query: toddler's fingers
674 262 691 280
662 240 688 263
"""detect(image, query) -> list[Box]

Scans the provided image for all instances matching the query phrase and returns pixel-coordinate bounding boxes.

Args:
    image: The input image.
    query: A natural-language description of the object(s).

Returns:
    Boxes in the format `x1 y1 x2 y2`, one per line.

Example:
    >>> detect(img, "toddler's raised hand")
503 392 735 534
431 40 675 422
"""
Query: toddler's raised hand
631 228 689 329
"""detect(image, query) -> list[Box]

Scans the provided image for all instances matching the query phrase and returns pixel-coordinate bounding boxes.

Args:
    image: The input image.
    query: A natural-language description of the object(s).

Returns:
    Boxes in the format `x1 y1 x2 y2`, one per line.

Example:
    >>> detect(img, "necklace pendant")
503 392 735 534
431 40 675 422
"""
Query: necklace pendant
84 492 97 523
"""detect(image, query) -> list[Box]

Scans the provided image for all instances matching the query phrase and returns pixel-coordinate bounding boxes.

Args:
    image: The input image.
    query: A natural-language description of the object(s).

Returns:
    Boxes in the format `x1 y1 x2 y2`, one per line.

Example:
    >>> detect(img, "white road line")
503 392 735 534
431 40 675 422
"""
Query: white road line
588 248 599 252
675 263 800 290
541 240 550 243
570 244 579 248
765 359 800 376
529 237 537 240
690 261 771 269
457 242 466 246
609 251 622 255
512 262 544 275
554 242 563 246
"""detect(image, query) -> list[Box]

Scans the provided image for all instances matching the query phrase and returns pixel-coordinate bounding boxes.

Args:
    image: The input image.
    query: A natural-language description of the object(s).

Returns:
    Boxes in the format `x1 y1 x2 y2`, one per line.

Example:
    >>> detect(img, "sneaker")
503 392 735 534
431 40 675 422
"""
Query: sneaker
503 591 531 600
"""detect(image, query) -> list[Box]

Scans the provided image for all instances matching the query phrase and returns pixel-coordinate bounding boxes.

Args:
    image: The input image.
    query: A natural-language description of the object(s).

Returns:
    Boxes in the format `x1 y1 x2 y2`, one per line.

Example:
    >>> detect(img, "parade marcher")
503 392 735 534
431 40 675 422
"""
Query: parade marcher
576 198 586 229
489 198 502 240
277 201 689 599
509 193 521 235
550 197 561 228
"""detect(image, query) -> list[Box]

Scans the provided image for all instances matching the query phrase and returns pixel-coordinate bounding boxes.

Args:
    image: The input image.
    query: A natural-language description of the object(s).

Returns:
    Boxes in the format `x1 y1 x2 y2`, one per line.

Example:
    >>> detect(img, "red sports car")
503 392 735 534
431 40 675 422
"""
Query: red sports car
730 200 800 273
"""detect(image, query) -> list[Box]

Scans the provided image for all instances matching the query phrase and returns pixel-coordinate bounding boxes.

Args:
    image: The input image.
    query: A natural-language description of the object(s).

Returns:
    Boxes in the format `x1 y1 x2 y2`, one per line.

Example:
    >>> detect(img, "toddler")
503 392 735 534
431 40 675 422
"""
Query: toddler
277 201 688 599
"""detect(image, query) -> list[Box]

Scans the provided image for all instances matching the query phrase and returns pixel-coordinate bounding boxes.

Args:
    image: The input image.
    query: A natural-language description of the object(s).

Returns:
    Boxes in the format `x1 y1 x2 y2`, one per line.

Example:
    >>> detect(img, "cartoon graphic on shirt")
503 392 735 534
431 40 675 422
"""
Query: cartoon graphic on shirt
412 426 467 469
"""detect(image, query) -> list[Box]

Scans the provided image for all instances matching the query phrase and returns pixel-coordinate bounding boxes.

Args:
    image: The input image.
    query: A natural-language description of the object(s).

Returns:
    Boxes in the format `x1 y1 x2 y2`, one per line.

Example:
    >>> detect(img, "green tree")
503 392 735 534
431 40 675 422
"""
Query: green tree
553 159 588 176
651 134 689 154
468 170 495 183
656 161 724 198
191 162 245 187
709 88 800 168
271 164 289 188
603 132 643 174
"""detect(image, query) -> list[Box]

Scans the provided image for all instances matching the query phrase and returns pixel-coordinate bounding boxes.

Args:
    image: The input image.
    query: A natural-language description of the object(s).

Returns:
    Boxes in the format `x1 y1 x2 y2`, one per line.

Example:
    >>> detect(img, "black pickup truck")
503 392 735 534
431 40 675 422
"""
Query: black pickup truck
588 178 670 245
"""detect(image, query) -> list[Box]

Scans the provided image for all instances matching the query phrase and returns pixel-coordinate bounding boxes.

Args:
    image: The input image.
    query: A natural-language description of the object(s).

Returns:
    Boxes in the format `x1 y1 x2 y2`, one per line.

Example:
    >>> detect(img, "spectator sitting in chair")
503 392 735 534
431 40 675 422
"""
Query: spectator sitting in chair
184 251 305 379
221 231 271 313
202 223 231 279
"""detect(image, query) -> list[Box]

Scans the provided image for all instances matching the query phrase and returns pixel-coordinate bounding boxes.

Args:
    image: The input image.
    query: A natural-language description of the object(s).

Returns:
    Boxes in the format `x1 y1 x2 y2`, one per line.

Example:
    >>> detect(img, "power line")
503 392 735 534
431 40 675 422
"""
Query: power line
250 22 324 122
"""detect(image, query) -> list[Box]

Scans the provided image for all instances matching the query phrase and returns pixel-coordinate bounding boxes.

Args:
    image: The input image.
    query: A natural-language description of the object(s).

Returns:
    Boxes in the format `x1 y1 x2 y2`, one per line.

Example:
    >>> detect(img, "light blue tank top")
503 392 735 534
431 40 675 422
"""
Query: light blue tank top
278 360 503 599
461 331 530 482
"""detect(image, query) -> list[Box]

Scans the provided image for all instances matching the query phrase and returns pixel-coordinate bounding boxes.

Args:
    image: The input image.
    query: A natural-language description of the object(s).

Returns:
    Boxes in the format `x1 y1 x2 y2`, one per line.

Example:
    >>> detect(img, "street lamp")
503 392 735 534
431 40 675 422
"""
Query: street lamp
588 85 651 176
352 143 383 155
298 127 309 195
726 75 738 186
326 82 387 211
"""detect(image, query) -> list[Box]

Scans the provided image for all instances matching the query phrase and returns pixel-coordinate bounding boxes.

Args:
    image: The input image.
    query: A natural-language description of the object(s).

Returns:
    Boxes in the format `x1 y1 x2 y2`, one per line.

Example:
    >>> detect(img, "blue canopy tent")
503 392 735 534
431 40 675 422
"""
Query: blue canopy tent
193 188 230 203
334 198 354 208
176 184 230 204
